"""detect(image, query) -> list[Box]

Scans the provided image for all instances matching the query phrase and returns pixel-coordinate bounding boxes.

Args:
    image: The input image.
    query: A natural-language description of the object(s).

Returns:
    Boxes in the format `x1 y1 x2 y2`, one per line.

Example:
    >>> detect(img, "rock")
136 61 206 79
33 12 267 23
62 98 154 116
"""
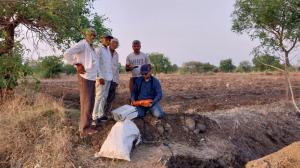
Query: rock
197 123 207 133
180 116 185 124
157 125 164 135
165 123 172 133
182 126 189 132
193 128 200 134
185 117 196 130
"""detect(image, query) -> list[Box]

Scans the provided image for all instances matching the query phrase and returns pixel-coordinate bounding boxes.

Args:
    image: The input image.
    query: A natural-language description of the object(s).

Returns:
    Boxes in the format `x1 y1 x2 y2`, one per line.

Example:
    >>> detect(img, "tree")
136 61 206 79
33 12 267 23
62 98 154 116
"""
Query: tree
118 63 125 73
232 0 300 109
0 43 32 98
237 61 252 72
149 52 174 74
35 56 63 78
0 1 110 94
252 55 282 71
219 59 236 72
181 61 217 74
0 0 110 55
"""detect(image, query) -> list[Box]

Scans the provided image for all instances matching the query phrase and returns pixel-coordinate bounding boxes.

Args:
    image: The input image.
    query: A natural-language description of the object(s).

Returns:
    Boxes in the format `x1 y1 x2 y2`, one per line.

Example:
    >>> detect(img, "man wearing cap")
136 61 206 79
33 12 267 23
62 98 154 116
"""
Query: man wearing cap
92 33 114 123
126 40 151 93
131 64 165 119
104 38 120 115
63 28 98 137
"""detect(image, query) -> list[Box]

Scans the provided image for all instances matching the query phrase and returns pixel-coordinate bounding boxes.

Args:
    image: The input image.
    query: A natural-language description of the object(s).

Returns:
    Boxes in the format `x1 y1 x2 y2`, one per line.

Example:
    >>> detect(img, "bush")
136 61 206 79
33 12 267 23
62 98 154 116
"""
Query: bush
219 59 236 72
149 53 177 74
252 55 283 71
35 56 63 78
236 61 252 72
63 64 77 75
181 61 217 74
0 45 32 93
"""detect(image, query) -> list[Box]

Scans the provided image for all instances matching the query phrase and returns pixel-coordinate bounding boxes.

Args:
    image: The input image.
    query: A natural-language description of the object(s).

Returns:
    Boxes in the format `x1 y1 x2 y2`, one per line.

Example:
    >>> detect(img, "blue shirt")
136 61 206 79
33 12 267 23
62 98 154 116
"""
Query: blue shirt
131 76 163 105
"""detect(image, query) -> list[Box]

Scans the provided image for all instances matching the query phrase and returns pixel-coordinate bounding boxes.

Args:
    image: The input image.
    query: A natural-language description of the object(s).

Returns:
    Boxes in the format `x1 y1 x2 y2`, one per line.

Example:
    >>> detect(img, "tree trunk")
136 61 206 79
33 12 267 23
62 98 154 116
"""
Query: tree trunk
284 51 290 100
0 24 16 55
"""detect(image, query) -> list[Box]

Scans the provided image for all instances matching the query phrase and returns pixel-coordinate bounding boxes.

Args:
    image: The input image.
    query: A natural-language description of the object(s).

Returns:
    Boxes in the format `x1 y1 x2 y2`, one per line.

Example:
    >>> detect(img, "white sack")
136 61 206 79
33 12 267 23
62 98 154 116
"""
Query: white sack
95 119 140 161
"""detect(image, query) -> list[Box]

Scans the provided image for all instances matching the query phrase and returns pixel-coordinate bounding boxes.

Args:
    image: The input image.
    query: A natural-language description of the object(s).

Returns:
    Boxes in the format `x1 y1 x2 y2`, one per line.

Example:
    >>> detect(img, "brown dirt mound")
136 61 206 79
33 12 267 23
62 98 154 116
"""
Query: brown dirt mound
246 141 300 168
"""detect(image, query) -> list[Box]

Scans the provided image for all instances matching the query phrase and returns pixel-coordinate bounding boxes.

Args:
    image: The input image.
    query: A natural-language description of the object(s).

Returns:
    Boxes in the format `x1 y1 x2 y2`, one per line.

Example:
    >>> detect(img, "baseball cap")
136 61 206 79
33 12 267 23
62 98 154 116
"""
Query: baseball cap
101 33 113 39
140 64 152 75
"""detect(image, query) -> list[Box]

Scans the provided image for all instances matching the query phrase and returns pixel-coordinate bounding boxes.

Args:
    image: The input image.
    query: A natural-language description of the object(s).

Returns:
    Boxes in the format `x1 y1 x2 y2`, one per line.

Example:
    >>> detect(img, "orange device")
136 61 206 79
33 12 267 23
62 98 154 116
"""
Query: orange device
131 99 153 107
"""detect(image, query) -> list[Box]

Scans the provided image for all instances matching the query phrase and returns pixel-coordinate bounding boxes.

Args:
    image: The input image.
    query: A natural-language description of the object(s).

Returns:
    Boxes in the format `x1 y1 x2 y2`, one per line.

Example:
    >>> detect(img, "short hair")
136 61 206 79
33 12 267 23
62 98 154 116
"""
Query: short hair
83 27 97 37
132 40 141 45
111 38 119 43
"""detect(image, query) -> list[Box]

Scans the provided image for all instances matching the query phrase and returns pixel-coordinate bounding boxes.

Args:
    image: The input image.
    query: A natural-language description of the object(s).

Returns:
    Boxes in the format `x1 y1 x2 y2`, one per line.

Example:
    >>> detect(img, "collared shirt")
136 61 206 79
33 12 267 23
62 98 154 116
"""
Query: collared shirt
110 49 120 83
126 52 151 77
96 44 113 81
63 39 98 81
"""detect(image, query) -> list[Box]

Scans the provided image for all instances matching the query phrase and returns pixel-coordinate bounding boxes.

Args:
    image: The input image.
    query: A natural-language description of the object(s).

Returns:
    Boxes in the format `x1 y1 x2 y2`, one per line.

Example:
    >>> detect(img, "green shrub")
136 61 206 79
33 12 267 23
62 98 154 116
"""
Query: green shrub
63 64 77 75
36 56 63 78
0 45 32 91
219 59 236 72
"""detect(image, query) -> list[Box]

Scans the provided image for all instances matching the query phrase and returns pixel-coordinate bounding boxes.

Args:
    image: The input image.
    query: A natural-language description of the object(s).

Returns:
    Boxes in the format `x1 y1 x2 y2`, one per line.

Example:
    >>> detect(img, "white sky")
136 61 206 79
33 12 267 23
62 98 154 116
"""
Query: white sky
24 0 299 66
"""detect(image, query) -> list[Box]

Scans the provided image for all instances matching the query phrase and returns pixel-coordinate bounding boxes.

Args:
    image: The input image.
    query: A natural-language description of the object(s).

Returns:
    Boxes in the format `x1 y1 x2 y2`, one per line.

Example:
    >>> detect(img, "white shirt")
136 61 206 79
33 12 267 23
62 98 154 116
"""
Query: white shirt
63 39 98 81
96 45 113 81
110 49 120 83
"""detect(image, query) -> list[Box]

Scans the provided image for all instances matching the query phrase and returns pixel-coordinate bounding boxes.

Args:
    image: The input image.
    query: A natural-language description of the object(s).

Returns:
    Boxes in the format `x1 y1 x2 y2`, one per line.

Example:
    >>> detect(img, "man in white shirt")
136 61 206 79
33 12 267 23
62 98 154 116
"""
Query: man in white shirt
63 28 98 137
104 38 120 115
126 40 151 93
92 33 113 123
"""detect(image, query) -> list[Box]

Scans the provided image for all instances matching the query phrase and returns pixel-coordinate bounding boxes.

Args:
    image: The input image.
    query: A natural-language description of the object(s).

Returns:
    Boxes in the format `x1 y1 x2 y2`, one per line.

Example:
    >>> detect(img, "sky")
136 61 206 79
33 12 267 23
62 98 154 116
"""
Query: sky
23 0 299 66
93 0 258 66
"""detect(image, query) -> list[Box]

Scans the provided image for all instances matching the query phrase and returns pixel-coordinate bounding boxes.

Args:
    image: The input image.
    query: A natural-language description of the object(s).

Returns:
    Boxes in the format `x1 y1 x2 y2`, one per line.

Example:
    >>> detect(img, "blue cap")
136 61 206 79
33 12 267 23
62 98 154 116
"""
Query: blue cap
140 64 152 75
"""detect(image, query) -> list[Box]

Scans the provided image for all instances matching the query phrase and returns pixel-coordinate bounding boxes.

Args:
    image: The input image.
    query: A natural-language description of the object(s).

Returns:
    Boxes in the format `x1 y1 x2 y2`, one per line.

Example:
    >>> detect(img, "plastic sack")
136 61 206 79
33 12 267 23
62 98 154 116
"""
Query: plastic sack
95 119 141 161
112 104 138 121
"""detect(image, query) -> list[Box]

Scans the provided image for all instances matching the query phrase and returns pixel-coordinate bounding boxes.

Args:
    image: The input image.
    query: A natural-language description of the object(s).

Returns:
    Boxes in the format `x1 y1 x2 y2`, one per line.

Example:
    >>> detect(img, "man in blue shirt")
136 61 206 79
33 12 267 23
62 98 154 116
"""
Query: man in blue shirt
131 64 165 119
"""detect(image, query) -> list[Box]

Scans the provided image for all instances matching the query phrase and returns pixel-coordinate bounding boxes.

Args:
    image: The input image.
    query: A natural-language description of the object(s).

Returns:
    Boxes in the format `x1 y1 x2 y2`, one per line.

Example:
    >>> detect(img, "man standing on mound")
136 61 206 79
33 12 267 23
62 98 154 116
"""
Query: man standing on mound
63 28 98 137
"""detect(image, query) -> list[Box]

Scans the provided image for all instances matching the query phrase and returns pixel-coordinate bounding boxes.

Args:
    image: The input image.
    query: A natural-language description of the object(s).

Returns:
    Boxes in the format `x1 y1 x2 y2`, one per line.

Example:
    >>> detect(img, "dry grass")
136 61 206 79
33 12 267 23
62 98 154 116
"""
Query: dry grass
0 89 74 168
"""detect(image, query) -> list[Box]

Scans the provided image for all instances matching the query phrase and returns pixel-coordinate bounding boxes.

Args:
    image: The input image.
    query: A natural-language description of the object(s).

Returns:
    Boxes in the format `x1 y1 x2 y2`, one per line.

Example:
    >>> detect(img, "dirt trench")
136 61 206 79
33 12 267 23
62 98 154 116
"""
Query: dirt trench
63 101 300 168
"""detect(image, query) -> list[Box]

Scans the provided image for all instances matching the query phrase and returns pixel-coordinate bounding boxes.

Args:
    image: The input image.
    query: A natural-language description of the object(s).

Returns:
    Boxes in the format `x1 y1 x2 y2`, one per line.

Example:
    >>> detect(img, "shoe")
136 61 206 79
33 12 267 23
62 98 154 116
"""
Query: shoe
99 116 108 122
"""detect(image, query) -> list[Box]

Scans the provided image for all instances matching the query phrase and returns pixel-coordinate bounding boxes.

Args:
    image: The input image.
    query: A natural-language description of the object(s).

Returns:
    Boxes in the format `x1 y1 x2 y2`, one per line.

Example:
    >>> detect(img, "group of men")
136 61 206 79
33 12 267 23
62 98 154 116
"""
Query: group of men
64 28 165 137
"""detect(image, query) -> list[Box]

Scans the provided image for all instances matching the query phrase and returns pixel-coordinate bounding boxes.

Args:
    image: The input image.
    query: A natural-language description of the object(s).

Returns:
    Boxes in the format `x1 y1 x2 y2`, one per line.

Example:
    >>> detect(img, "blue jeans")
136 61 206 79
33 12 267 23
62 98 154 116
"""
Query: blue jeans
136 103 165 119
92 80 111 120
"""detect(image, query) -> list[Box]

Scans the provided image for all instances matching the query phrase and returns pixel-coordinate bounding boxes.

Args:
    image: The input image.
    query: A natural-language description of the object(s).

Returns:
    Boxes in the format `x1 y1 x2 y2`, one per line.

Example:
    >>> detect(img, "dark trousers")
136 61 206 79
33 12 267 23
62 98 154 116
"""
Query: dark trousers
78 75 95 132
104 81 118 114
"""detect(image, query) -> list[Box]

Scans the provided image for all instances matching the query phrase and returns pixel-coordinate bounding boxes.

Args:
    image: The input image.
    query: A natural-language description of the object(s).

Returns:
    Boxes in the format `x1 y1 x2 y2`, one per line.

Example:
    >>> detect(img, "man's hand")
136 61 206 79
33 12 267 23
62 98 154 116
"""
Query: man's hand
75 63 86 74
98 78 105 85
126 64 138 71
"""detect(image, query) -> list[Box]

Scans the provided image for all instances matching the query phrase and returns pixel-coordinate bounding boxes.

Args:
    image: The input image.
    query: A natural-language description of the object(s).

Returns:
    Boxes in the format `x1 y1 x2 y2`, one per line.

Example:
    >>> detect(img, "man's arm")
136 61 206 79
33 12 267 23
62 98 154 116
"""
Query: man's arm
96 47 105 85
152 78 162 105
125 55 134 72
131 79 139 102
115 54 120 84
63 41 84 64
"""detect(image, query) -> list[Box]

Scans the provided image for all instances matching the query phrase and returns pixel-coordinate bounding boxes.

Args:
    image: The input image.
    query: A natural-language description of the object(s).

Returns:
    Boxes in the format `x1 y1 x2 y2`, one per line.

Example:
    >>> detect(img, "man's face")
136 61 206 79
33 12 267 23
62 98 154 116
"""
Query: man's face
86 32 96 43
142 71 151 80
110 41 119 50
132 43 141 53
101 37 111 47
